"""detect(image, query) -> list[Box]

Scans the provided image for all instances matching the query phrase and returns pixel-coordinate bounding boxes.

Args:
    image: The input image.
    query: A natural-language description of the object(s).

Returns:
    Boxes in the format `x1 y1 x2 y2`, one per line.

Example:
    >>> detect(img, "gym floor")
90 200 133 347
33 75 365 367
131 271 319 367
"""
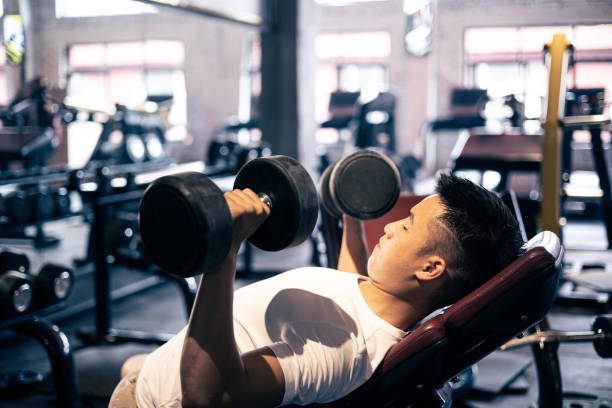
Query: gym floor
0 216 611 407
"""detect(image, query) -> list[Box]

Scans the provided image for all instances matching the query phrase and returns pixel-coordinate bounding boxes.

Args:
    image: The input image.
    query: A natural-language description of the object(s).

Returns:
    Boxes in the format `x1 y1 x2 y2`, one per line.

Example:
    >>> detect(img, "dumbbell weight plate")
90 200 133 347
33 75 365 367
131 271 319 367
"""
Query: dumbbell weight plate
36 264 74 306
593 315 612 358
54 188 72 216
329 150 400 220
144 132 165 161
233 156 318 251
139 172 233 277
0 271 33 317
29 190 55 221
319 162 342 218
5 191 30 225
125 134 146 163
0 249 30 274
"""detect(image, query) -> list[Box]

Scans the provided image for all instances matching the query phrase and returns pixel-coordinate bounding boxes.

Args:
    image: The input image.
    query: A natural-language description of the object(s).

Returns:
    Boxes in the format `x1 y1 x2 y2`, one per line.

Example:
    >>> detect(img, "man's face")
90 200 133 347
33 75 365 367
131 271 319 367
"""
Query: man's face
366 195 447 296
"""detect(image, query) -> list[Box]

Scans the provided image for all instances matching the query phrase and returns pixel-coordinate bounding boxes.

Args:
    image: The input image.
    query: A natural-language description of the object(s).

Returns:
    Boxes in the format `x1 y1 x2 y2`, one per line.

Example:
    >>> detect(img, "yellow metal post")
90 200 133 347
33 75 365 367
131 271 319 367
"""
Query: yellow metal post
538 34 571 235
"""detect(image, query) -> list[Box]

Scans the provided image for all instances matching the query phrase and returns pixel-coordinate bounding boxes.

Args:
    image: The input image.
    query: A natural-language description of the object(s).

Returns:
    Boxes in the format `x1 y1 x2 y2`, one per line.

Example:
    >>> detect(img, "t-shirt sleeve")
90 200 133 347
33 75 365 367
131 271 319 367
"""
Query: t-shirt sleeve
267 322 370 406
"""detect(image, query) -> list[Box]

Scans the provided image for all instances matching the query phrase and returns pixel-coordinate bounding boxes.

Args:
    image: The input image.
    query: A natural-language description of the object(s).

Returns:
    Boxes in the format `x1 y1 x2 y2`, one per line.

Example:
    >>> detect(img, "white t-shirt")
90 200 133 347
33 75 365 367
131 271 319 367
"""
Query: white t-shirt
135 267 406 407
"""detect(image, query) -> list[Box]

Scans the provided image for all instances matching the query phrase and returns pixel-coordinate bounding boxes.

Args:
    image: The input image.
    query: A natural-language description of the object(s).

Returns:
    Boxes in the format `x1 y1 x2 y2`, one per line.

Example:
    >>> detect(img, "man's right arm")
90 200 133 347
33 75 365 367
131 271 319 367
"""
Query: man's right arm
337 215 369 276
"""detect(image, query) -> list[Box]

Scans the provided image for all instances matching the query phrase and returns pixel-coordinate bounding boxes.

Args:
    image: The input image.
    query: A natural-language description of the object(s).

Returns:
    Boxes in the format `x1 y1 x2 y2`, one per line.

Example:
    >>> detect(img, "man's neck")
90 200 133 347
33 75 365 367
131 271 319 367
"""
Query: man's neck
358 279 431 331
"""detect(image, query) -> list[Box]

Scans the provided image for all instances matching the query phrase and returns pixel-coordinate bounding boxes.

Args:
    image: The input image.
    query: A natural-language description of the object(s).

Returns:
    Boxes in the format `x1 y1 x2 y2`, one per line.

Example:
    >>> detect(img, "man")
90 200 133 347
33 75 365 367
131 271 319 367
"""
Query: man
109 174 523 408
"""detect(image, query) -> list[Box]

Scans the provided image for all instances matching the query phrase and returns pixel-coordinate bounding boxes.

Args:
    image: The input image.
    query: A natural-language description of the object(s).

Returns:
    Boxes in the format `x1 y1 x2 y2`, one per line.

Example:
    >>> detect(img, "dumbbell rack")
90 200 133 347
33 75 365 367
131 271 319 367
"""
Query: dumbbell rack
0 168 76 248
0 213 82 248
76 188 197 346
0 303 81 408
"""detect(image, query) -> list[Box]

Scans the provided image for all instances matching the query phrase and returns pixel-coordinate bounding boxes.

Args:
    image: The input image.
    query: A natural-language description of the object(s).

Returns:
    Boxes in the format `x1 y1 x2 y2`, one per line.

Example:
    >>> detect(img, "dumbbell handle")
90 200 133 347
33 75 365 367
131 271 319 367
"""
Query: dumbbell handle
258 193 272 210
501 330 607 350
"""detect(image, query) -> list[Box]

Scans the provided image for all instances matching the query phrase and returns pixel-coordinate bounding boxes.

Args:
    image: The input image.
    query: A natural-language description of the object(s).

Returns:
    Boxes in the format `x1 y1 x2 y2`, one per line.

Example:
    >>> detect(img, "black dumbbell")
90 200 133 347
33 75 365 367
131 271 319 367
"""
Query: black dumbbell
138 155 318 277
35 264 74 308
143 131 165 161
26 187 55 222
320 150 401 219
0 249 33 319
53 187 72 217
593 315 612 358
4 191 31 225
0 271 34 319
0 248 30 274
105 211 139 254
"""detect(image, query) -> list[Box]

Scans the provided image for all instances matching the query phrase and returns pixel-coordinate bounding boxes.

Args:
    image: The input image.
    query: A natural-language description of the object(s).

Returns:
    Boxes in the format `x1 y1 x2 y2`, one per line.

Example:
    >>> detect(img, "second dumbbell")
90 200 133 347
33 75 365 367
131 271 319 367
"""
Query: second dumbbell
320 150 401 220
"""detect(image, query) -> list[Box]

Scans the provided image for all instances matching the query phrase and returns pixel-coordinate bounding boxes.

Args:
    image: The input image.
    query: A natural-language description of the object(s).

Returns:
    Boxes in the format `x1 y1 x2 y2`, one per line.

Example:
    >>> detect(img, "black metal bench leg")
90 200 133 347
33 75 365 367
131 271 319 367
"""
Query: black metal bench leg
13 317 82 408
531 319 562 408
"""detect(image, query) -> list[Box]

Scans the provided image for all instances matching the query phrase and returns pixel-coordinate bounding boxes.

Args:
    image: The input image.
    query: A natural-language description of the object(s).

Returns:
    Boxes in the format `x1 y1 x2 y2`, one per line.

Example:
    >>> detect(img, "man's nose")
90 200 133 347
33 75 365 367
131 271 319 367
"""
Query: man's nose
384 224 394 239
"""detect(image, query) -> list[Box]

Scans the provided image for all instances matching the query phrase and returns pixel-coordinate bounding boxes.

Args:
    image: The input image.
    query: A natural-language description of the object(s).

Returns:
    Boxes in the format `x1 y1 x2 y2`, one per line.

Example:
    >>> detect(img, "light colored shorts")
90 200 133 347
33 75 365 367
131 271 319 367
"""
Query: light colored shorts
108 370 139 408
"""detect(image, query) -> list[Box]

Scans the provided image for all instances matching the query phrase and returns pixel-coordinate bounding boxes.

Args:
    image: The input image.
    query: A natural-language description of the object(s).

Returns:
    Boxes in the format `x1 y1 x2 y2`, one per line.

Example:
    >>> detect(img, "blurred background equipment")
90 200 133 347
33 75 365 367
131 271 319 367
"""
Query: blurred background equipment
0 1 610 407
206 115 271 174
87 104 168 167
0 78 62 171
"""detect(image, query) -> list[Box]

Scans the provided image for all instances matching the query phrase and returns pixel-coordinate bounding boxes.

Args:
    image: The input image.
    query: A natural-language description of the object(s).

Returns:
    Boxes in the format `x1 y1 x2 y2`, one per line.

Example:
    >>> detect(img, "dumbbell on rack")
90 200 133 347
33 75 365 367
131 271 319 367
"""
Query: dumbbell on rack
0 249 33 319
1 186 72 226
53 187 72 217
25 187 56 222
34 264 74 309
320 150 401 220
139 155 318 278
3 191 31 225
0 248 75 321
502 314 612 359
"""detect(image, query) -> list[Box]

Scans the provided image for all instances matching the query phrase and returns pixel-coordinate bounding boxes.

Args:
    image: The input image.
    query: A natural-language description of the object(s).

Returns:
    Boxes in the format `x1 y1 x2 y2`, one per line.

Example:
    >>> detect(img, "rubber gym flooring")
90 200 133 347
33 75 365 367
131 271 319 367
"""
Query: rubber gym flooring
0 216 611 407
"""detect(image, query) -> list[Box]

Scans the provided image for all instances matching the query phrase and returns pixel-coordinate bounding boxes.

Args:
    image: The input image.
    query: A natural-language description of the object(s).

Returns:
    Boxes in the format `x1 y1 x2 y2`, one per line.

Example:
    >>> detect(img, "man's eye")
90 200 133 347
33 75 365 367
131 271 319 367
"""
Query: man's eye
402 223 408 231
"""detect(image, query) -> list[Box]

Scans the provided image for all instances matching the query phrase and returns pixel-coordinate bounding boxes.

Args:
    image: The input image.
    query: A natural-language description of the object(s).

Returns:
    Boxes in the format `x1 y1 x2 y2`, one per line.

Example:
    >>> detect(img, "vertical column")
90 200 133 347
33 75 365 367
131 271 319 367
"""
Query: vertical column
538 33 571 235
260 0 299 159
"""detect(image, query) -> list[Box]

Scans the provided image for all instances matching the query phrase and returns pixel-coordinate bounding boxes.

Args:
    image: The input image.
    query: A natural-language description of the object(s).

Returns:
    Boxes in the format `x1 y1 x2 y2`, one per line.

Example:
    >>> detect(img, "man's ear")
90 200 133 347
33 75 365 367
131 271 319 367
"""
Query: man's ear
415 256 447 281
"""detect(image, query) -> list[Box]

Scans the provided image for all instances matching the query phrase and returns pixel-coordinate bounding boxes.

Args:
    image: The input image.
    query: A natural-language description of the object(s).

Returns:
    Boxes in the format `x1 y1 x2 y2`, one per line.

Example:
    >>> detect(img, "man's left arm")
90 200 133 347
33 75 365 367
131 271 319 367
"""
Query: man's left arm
337 215 369 276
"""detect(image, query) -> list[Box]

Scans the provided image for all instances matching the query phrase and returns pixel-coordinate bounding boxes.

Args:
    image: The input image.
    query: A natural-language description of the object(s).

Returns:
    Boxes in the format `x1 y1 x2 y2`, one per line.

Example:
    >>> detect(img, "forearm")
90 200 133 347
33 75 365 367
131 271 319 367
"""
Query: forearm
181 250 242 407
337 215 369 276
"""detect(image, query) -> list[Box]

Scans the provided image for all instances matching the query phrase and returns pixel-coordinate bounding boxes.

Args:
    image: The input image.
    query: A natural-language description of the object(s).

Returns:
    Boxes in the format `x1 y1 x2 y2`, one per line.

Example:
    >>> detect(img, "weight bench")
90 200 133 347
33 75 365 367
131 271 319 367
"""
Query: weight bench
315 198 562 407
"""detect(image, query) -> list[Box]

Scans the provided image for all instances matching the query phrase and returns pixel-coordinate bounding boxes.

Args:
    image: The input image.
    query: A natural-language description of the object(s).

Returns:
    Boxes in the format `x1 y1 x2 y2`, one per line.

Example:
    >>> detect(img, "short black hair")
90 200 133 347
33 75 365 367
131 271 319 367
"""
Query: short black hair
429 173 524 305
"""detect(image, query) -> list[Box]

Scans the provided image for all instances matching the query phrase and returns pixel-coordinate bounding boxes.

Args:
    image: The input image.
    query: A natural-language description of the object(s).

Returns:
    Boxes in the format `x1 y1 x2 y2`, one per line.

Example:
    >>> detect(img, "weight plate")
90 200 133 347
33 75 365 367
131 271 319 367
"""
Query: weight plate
54 188 72 216
5 192 30 225
0 271 33 316
139 172 233 277
125 134 146 163
330 150 400 220
593 315 612 358
234 156 318 251
0 250 30 274
37 264 74 305
319 162 342 218
31 191 55 221
144 132 164 160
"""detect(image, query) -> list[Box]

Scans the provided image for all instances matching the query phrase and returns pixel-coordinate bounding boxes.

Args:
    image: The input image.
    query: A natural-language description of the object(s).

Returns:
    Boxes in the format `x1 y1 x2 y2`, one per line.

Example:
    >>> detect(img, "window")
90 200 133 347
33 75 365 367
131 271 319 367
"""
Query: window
315 31 391 144
315 0 389 5
65 40 186 168
56 0 157 18
465 24 612 136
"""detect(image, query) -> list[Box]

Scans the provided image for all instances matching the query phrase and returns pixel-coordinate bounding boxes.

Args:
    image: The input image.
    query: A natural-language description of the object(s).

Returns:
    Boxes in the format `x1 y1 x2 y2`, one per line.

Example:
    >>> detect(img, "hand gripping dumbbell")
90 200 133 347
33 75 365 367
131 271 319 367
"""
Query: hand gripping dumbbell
320 150 401 219
0 249 33 319
138 155 318 277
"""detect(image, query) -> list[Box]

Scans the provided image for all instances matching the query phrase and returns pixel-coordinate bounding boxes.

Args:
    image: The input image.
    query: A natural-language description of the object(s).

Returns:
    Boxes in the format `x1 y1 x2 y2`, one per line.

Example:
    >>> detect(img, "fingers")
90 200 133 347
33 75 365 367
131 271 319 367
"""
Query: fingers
224 188 271 248
224 188 270 220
